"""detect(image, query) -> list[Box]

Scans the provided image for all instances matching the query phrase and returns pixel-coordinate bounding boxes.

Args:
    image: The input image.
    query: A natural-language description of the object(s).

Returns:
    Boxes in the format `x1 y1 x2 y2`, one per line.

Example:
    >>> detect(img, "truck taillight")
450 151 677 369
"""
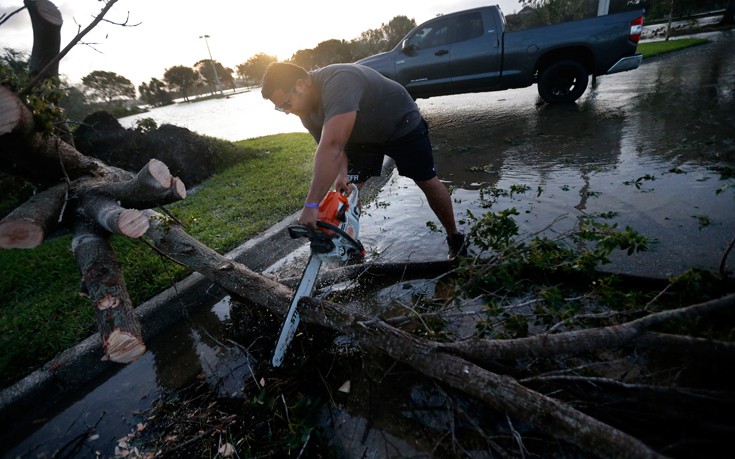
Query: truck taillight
630 17 644 44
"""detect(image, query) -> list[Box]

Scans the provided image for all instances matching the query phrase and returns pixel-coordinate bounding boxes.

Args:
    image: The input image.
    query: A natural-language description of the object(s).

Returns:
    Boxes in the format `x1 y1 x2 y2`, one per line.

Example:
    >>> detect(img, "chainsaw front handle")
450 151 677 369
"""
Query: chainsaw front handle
315 221 363 253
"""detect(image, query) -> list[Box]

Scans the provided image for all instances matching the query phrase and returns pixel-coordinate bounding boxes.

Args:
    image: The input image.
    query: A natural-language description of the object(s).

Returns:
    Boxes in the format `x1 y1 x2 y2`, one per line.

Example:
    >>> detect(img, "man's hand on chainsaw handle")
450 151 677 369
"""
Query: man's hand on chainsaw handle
298 206 319 230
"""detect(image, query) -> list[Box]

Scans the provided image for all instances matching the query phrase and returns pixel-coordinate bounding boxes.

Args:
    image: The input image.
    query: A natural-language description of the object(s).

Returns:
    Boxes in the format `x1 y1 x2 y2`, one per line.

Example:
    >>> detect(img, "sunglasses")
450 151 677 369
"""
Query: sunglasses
275 85 295 112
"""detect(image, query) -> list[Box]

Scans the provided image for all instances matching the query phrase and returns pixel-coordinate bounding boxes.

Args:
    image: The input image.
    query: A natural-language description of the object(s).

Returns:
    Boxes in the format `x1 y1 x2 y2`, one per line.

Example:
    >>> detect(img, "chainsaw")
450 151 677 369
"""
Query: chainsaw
271 183 364 367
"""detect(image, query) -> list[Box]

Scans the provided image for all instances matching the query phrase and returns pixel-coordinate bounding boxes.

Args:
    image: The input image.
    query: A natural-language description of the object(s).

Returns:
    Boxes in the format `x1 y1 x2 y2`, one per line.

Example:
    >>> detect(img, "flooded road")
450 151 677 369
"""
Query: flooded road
362 31 734 278
4 32 734 458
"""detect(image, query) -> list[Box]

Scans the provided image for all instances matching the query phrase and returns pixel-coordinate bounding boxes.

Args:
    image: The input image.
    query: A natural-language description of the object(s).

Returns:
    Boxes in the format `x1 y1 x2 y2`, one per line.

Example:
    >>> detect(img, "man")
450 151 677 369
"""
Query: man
261 62 466 259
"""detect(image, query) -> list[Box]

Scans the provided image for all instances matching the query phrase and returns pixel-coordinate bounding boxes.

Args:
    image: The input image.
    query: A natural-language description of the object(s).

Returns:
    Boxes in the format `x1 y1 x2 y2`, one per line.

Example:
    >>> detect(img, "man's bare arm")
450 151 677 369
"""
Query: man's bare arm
299 111 357 227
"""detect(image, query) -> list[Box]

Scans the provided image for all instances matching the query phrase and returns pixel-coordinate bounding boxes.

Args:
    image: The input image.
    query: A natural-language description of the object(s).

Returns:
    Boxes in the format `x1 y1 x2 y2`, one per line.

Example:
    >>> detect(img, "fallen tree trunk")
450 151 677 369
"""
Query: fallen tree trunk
144 216 669 458
275 258 457 289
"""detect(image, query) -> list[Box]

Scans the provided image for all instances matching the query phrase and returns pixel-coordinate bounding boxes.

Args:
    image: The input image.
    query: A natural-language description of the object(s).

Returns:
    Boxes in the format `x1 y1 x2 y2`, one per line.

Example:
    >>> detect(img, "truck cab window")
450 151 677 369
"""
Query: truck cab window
455 12 484 42
406 18 453 50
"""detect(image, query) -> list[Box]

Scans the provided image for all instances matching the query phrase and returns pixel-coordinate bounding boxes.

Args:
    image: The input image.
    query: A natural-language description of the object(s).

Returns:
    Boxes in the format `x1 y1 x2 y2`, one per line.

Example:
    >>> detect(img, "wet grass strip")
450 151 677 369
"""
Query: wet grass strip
637 37 709 59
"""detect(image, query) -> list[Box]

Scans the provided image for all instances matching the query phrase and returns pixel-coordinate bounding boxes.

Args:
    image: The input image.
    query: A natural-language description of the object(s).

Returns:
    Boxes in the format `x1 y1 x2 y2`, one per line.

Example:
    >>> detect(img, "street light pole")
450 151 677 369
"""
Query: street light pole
199 34 222 94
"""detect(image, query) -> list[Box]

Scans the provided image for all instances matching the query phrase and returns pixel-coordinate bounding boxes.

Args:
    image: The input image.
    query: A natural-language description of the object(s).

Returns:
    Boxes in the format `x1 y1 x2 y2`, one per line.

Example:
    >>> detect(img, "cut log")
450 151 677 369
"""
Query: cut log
99 159 186 208
77 189 149 238
0 182 67 248
0 83 34 138
105 329 147 364
634 331 735 360
72 218 145 363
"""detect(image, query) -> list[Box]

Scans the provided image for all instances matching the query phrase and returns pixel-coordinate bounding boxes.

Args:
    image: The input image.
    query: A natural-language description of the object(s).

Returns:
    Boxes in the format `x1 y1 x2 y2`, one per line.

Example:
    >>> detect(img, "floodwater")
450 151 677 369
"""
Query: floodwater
4 31 734 458
364 31 734 278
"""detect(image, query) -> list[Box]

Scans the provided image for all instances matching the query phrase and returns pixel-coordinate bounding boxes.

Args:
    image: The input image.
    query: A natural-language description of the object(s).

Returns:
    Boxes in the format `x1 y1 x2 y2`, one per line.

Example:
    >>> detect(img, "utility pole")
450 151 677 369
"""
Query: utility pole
199 34 222 94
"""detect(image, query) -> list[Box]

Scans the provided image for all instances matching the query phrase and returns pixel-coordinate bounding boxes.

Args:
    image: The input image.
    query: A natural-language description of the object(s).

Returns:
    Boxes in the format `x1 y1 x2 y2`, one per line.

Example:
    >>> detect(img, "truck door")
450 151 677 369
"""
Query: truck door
395 16 454 97
449 11 502 91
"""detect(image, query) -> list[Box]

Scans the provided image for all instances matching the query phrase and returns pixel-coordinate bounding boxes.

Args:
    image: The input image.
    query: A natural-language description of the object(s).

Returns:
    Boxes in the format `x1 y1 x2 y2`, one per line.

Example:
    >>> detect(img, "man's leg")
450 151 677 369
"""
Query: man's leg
415 176 459 237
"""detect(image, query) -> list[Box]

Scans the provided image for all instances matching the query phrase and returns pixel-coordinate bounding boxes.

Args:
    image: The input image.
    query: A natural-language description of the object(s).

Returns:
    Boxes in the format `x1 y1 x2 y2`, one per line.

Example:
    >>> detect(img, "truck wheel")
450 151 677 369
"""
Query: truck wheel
537 60 589 104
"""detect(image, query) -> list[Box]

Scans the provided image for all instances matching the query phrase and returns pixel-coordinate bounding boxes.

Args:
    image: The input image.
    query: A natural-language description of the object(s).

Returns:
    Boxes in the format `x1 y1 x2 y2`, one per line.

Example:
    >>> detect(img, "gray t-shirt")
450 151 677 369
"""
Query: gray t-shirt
301 64 421 145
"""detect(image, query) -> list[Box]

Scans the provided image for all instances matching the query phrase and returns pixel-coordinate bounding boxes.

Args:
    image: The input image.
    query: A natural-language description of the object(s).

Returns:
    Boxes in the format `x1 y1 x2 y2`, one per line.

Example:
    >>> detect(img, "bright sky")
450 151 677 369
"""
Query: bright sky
1 0 524 88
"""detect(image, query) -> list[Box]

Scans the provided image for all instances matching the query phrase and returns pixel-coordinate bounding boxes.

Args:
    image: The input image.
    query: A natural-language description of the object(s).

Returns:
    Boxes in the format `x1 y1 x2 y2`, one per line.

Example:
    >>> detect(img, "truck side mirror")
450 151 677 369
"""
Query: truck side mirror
401 40 417 55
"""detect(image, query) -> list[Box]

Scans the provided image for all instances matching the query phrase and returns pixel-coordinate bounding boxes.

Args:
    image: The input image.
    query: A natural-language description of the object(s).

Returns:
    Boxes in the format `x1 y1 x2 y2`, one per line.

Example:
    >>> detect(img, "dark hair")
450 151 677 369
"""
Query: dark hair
261 62 308 99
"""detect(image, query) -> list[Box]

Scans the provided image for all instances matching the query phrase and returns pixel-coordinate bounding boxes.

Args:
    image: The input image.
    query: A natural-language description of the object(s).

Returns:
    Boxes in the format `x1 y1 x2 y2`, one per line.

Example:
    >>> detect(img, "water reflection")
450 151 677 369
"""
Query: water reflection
120 89 307 141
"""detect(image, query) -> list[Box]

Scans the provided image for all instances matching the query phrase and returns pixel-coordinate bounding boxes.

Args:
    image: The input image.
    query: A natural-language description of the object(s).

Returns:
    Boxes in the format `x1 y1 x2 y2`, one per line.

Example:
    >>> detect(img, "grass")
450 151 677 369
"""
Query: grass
0 132 314 389
637 38 709 59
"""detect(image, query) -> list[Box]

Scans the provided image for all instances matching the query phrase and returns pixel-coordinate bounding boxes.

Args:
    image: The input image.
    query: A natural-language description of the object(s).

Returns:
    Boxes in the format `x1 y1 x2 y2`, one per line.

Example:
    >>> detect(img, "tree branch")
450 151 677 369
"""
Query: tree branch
0 5 26 27
76 188 149 238
433 293 735 362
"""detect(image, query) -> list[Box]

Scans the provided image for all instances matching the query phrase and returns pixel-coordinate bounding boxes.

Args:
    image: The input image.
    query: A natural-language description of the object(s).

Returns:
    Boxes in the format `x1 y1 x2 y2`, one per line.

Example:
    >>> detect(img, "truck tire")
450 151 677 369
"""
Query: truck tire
537 60 589 104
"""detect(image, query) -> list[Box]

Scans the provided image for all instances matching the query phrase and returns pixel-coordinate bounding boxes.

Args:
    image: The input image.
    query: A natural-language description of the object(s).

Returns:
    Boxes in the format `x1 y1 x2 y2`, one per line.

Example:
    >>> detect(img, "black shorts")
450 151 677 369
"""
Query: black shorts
344 118 436 183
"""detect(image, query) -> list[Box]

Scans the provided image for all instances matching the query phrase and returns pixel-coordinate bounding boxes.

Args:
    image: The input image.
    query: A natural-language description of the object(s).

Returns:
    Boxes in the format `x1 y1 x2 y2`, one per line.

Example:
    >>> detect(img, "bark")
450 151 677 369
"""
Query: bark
0 159 182 249
77 189 149 238
72 216 145 363
98 159 186 209
22 0 119 95
634 331 735 360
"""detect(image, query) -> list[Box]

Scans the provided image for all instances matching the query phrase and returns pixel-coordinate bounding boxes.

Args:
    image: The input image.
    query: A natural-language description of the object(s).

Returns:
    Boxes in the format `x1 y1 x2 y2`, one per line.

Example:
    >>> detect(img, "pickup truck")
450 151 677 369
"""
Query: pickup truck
355 5 645 104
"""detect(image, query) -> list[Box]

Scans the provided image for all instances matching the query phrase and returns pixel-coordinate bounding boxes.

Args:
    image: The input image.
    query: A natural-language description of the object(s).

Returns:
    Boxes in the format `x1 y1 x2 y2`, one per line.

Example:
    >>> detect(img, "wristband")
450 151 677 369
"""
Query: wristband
304 202 319 209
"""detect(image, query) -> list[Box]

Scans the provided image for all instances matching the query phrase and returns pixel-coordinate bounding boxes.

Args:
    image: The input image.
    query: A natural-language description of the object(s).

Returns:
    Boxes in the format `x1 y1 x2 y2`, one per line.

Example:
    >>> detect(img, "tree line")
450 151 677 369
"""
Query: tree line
4 0 732 120
51 15 417 116
149 15 415 105
75 0 735 111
